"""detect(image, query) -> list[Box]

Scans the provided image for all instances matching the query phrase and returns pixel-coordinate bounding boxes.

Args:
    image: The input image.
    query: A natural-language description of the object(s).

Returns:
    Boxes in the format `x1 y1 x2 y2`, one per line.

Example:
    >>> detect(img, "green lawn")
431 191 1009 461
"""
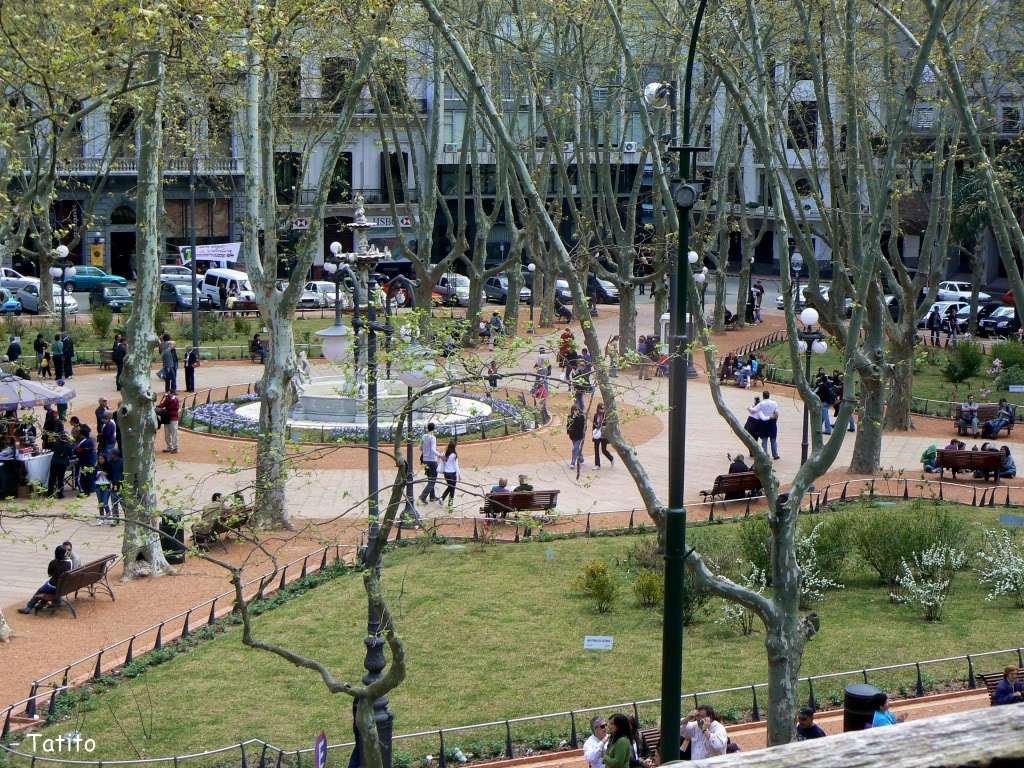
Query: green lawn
25 502 1023 762
760 341 1022 407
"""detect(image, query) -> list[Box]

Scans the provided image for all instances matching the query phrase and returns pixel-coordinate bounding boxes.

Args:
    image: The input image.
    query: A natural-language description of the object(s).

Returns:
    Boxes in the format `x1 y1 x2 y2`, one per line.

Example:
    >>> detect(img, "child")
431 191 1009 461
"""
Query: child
41 351 51 378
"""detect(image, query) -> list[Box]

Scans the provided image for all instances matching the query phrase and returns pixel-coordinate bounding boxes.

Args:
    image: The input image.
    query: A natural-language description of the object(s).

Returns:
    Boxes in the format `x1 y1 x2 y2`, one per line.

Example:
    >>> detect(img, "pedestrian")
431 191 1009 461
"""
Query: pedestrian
567 403 586 473
583 716 607 768
161 336 178 392
926 307 942 346
219 282 228 309
184 345 199 393
814 375 835 435
51 334 64 380
99 411 117 458
602 714 632 768
47 430 72 498
592 402 614 468
73 425 97 495
680 706 728 759
40 350 51 378
61 332 74 378
753 390 781 460
418 422 439 503
439 440 460 505
95 397 109 434
870 693 905 727
32 333 46 373
5 335 20 363
112 334 127 390
158 388 181 453
796 707 827 739
487 360 499 391
753 281 765 323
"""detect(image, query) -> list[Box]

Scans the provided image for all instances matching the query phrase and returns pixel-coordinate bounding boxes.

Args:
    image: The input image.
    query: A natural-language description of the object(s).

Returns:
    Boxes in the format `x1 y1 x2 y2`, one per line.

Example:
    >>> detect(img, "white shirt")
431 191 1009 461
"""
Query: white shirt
755 397 779 422
683 720 728 760
421 432 439 462
583 734 605 768
443 453 459 475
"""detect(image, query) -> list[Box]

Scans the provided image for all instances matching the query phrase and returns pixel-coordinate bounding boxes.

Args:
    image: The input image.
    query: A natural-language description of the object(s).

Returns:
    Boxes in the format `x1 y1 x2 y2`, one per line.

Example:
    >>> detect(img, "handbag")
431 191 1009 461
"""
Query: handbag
592 427 602 440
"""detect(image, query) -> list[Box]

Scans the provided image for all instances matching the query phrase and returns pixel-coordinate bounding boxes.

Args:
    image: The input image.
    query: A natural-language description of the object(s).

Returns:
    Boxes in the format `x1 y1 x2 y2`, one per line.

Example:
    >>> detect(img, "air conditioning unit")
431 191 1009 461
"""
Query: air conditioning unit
623 141 638 153
563 142 574 153
442 143 459 153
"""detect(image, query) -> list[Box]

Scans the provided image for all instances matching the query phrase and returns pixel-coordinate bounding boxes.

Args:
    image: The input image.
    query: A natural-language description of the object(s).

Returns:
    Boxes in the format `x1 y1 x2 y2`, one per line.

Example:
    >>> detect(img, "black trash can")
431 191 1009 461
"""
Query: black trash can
843 683 882 732
160 508 187 564
745 295 755 323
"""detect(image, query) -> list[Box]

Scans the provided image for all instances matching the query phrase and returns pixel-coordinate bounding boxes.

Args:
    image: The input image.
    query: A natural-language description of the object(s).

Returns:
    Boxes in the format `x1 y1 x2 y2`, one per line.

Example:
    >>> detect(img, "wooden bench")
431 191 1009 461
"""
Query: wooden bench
955 404 1016 437
700 471 763 514
978 672 1003 705
98 350 114 370
480 490 559 519
192 504 256 549
35 554 117 618
935 449 1003 482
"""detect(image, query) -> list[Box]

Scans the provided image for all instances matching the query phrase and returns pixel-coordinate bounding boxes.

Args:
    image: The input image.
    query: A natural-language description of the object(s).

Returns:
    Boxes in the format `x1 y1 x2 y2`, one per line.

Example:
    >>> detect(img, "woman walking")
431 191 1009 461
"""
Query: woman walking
440 440 460 505
567 404 586 476
592 403 614 469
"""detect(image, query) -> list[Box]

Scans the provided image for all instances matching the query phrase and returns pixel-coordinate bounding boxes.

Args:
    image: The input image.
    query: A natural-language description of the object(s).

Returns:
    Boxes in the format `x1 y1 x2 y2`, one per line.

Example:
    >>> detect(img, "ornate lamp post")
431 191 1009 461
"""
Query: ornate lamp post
797 307 828 464
527 262 536 331
49 244 76 333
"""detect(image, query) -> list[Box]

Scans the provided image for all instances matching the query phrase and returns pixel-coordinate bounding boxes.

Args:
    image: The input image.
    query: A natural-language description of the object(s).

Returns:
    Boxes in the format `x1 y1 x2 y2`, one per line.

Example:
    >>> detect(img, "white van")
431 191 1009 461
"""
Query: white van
201 268 256 307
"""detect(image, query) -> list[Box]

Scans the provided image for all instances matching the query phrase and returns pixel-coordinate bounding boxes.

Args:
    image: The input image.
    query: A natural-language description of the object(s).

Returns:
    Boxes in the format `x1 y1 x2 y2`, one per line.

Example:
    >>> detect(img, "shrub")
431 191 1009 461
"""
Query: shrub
681 568 712 626
199 314 231 342
234 317 253 337
154 302 172 335
716 560 765 635
891 544 967 621
738 516 772 579
801 513 853 583
573 559 618 613
573 559 610 593
797 523 844 608
942 340 984 383
991 340 1024 370
852 504 970 589
91 306 113 338
997 365 1024 391
976 528 1024 608
634 569 663 608
626 537 661 572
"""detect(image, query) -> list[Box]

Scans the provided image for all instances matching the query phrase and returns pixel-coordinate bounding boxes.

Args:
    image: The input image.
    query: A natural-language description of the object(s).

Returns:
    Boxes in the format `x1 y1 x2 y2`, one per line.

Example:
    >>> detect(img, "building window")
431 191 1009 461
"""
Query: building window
1000 103 1021 134
327 153 353 204
274 152 302 204
109 105 136 157
788 101 818 149
321 58 354 108
277 57 302 113
164 199 231 239
207 97 233 156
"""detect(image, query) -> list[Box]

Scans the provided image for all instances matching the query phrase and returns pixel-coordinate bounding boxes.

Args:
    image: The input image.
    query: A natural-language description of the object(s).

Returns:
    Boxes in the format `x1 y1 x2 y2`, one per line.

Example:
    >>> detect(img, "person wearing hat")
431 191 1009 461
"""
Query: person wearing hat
513 474 533 492
583 716 607 768
796 707 826 739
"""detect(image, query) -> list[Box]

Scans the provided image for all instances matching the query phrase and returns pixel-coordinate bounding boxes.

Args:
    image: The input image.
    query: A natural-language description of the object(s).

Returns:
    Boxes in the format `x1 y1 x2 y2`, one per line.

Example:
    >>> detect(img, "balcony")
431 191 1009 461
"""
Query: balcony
296 187 420 206
292 97 428 117
54 156 243 175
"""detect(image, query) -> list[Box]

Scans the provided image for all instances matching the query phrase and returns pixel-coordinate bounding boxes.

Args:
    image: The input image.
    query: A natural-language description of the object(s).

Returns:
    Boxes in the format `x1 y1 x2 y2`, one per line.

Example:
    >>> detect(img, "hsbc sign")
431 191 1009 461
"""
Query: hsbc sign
370 215 416 229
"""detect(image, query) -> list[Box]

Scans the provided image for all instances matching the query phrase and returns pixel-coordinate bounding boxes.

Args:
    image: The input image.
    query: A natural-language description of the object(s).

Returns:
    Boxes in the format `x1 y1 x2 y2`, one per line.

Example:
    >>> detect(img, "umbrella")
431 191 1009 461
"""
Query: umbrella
0 375 75 409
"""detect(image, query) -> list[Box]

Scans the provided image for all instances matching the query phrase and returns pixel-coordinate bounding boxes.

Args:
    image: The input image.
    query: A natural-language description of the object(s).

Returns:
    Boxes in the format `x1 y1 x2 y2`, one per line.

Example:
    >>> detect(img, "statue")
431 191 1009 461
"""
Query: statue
289 351 313 400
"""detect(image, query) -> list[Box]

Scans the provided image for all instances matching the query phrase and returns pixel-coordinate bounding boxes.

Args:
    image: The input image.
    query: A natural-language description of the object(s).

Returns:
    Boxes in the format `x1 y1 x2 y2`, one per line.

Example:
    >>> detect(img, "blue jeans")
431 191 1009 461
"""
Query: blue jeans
570 439 585 467
760 436 779 459
821 403 833 434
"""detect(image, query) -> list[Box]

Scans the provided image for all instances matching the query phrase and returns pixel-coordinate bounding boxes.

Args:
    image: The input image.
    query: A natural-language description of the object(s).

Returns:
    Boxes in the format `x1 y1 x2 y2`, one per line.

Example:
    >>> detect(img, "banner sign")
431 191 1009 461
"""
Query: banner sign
178 243 241 263
370 216 416 229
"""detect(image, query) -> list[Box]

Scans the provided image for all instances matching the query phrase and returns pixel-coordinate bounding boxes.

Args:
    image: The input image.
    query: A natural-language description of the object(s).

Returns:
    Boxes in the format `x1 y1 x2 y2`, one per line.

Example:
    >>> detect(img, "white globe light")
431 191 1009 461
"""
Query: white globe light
527 263 536 272
65 266 77 278
48 266 62 279
323 261 337 274
687 250 699 264
701 266 709 274
330 241 343 255
812 340 828 355
315 323 352 363
643 81 671 110
55 244 69 259
799 307 819 327
797 340 808 353
694 272 706 284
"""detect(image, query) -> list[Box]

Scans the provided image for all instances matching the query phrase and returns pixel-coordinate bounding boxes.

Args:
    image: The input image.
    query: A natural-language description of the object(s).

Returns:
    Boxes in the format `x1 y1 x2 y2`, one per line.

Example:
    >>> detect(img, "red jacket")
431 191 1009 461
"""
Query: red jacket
160 394 180 421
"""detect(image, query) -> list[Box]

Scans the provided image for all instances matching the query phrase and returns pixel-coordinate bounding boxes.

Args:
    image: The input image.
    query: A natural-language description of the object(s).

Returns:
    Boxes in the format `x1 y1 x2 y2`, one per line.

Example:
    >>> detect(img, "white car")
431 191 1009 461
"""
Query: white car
160 265 202 286
776 284 830 311
0 267 39 291
277 281 326 310
17 284 79 314
305 280 351 309
936 281 990 302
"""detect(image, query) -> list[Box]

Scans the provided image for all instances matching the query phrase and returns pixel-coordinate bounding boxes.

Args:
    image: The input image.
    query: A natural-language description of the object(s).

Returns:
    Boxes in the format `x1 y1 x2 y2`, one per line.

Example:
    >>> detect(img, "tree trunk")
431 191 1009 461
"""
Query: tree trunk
255 313 295 528
464 273 484 347
503 258 522 332
120 45 172 580
618 281 637 354
712 268 727 331
766 503 804 746
652 272 667 339
883 328 914 431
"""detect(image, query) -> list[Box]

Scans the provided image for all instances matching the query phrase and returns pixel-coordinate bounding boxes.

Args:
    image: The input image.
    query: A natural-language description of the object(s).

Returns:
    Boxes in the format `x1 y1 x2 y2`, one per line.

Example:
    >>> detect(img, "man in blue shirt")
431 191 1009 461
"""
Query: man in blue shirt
795 707 826 740
994 667 1024 705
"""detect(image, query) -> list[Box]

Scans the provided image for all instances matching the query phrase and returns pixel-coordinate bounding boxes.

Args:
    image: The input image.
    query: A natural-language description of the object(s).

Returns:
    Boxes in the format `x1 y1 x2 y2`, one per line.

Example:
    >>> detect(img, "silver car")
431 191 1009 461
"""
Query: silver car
17 284 79 314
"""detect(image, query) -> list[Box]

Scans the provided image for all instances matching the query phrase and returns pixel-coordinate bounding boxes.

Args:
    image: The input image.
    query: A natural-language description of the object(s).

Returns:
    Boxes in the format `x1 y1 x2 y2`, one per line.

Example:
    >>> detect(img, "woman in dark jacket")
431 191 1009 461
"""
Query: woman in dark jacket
567 405 586 472
592 403 614 468
17 545 72 613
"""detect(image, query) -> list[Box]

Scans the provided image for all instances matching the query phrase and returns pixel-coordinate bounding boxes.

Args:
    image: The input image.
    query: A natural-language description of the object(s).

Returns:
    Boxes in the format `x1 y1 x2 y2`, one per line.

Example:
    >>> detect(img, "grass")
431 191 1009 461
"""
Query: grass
760 341 1020 406
22 500 1024 761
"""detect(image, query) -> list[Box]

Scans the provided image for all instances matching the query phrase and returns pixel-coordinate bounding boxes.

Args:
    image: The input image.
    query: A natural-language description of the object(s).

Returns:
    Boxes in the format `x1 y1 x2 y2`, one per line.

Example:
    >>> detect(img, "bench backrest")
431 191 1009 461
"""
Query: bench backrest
712 471 762 493
936 449 1003 470
978 672 1003 699
956 403 1006 421
484 490 560 512
54 554 116 597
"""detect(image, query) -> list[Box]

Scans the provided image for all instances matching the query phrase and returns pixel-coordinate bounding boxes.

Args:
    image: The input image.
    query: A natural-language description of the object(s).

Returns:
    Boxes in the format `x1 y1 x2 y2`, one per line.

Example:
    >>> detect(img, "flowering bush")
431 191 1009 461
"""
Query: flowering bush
988 358 1004 377
976 529 1024 608
797 523 844 608
891 544 967 621
717 561 766 636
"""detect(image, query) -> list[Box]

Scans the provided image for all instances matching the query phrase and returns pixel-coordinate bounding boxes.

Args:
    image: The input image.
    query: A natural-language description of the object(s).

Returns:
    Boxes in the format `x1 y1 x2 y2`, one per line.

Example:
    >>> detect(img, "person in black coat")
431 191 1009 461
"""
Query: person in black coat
61 332 74 378
5 335 21 362
112 335 127 389
32 333 46 373
17 545 73 613
47 431 73 498
184 346 199 393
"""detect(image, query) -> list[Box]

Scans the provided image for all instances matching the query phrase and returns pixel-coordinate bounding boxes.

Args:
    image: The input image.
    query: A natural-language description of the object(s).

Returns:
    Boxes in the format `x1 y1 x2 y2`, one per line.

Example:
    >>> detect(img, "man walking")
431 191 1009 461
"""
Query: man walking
159 388 180 453
61 332 74 378
51 334 64 380
95 397 109 434
755 390 781 460
112 334 127 390
419 422 439 503
184 346 199 393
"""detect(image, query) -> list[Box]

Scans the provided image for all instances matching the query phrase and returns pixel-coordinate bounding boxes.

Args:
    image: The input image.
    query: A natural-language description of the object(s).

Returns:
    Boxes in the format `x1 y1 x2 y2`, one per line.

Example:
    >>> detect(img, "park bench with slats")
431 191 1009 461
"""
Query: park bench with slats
480 490 559 519
935 449 1003 482
700 471 763 514
35 554 117 618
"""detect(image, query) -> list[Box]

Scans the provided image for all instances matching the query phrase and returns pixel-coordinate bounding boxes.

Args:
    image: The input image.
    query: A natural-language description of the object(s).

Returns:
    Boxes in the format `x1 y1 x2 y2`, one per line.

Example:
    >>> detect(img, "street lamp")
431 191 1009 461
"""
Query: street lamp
644 0 711 758
325 241 349 325
527 262 536 331
48 244 76 333
797 306 827 465
791 252 805 310
395 333 438 529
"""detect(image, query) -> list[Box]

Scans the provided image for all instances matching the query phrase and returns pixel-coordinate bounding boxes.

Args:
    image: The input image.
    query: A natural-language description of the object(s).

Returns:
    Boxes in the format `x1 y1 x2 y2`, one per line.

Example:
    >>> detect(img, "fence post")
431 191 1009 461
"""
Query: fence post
300 556 309 580
438 730 447 768
240 742 249 768
93 650 104 680
3 706 11 739
260 744 269 768
125 636 135 665
256 576 267 602
182 610 192 639
505 721 514 758
915 662 925 697
279 565 288 592
209 598 219 627
807 677 817 711
862 669 868 684
47 689 59 719
569 711 579 748
25 681 38 718
967 655 977 688
751 686 760 722
155 622 164 650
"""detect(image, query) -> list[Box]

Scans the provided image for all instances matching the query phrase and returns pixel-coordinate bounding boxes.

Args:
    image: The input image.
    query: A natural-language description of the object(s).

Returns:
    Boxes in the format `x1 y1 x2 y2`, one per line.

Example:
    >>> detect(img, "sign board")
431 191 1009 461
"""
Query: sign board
370 216 417 229
178 242 240 264
292 218 311 230
1009 385 1024 393
89 244 105 267
314 732 328 768
998 514 1024 528
583 636 614 651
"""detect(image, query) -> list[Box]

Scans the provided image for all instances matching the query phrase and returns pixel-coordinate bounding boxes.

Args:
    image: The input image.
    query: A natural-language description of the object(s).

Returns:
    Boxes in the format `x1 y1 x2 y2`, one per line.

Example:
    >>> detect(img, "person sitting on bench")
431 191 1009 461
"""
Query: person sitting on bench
490 477 510 494
513 474 533 492
728 454 749 474
993 666 1024 705
983 399 1014 438
999 446 1017 479
17 545 72 614
960 394 980 435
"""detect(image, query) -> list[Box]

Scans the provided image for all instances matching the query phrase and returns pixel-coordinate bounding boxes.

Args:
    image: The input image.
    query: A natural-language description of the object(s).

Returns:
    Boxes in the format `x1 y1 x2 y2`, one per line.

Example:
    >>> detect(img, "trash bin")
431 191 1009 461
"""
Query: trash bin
160 508 187 565
843 683 882 732
745 296 755 323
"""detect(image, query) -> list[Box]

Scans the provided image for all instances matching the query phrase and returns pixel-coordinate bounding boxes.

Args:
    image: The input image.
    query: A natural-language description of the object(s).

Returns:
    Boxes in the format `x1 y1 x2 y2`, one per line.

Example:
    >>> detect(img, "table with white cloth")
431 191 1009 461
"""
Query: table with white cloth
16 451 52 485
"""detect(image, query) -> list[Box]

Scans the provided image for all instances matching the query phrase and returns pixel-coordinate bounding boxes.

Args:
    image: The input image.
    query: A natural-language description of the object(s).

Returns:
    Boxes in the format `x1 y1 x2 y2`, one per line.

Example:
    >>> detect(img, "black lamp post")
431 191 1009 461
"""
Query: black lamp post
49 244 76 333
797 306 827 465
527 262 536 330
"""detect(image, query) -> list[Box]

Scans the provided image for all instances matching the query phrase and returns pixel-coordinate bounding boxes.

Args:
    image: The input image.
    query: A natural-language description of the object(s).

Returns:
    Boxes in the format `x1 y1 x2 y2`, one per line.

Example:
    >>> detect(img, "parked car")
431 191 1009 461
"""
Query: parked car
554 278 572 303
0 288 22 315
953 301 1003 332
484 275 531 304
89 285 134 313
60 265 127 293
0 267 39 291
918 300 969 328
275 281 325 310
159 281 214 311
306 280 352 310
776 283 830 311
160 265 202 286
17 284 78 314
979 306 1020 337
434 273 484 307
587 275 620 304
201 268 256 307
936 281 990 302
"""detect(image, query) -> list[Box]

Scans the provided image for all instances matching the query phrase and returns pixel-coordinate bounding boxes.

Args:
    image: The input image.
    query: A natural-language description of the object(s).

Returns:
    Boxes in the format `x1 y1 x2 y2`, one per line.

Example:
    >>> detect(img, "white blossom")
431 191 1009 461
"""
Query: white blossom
891 544 967 621
717 561 766 636
797 523 844 607
976 529 1024 608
